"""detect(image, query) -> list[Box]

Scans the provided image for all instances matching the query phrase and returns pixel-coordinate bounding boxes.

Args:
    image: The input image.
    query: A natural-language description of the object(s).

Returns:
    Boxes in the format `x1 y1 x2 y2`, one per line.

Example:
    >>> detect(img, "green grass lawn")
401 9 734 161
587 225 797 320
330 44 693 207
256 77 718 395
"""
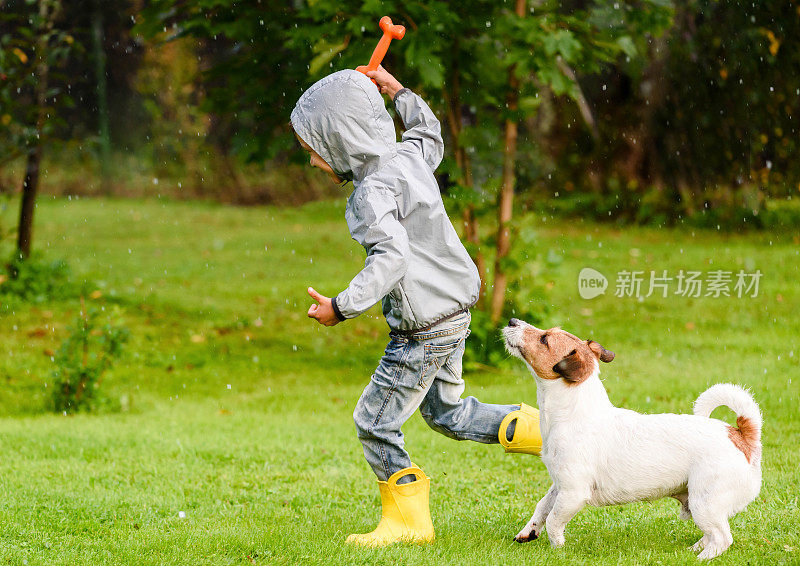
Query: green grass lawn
1 196 798 565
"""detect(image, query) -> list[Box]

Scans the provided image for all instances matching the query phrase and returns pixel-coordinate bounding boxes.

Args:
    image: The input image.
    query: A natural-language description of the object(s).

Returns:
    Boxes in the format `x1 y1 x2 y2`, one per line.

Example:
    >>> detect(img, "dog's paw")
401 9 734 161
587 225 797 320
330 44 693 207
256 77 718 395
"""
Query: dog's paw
697 544 726 560
513 532 538 543
691 536 707 553
548 536 565 548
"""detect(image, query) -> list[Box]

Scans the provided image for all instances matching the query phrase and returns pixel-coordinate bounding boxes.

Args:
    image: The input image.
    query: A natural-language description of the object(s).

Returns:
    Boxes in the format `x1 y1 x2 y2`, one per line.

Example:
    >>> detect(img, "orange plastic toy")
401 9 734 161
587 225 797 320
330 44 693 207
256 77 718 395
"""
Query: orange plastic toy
356 16 406 84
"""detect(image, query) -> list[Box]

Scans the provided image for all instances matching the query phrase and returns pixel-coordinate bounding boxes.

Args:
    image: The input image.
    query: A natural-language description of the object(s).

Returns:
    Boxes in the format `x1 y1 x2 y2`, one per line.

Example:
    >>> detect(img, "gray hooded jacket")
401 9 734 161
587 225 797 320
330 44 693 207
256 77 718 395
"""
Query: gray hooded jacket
290 70 480 333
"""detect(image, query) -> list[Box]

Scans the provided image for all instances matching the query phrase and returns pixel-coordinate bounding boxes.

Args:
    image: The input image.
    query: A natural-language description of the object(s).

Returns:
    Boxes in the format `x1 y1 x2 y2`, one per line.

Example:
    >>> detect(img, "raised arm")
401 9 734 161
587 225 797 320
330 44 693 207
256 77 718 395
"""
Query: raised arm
332 188 410 320
367 66 444 172
393 88 444 171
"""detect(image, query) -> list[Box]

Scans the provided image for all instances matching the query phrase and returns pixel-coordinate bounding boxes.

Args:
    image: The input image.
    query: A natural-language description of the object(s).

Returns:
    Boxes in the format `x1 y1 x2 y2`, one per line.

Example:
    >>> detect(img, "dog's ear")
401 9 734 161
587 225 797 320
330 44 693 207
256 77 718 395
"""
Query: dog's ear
552 349 587 383
587 340 615 363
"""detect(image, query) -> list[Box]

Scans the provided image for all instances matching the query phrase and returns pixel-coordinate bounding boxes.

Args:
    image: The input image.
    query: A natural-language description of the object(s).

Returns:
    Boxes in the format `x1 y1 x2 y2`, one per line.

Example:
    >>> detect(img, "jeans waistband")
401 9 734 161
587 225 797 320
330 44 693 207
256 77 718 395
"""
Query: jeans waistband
390 309 471 342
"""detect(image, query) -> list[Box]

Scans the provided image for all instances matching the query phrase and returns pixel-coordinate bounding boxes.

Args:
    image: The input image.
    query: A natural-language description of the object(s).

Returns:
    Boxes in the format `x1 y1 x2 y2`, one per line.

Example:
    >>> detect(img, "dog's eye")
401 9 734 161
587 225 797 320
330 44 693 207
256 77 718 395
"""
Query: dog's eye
540 334 548 346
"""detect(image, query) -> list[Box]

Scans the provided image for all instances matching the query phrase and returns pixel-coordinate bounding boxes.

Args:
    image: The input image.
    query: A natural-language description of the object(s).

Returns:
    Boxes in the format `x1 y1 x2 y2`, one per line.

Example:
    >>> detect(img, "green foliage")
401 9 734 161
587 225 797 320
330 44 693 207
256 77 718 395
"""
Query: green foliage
136 0 670 175
659 0 799 193
761 198 800 230
531 184 798 231
0 253 81 305
136 2 312 161
465 217 556 368
51 304 129 414
550 0 800 226
0 0 79 164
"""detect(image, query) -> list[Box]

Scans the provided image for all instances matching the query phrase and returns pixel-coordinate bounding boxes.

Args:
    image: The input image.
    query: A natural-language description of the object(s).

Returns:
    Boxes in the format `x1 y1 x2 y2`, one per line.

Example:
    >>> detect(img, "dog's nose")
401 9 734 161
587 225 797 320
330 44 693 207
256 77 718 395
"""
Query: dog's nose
509 318 521 327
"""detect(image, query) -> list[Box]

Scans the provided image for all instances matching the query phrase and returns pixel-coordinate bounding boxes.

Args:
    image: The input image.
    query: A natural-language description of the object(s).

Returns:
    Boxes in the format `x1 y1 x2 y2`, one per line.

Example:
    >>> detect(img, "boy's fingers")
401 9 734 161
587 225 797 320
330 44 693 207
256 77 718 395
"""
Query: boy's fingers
307 286 322 302
307 304 318 318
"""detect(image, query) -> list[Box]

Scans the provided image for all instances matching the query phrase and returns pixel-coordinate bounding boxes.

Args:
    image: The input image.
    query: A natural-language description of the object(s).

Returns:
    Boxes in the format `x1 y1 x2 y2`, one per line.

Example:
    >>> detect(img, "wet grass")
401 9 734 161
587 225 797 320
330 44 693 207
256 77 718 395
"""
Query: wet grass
0 196 798 565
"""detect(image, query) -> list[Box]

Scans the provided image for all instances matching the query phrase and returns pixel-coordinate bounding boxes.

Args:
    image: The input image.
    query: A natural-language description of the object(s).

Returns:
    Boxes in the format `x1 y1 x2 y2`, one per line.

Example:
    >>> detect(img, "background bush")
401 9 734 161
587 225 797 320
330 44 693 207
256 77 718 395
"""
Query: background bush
51 303 129 414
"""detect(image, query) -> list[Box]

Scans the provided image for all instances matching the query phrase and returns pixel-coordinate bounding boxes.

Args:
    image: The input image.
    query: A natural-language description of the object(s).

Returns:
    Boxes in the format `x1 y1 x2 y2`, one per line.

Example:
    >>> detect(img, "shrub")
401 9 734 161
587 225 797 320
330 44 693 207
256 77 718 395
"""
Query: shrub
465 219 555 369
51 302 129 414
761 198 800 230
0 252 83 305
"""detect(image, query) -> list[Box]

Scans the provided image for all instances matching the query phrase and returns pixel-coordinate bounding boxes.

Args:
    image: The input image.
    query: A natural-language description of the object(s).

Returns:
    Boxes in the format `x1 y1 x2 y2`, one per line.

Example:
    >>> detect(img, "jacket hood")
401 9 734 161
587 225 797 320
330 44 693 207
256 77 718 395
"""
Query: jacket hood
291 70 397 183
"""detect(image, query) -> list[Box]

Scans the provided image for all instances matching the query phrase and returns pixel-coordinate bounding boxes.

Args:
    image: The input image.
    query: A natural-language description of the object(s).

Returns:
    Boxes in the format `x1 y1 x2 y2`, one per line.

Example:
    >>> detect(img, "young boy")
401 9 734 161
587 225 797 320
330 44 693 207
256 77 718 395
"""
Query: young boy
291 66 541 547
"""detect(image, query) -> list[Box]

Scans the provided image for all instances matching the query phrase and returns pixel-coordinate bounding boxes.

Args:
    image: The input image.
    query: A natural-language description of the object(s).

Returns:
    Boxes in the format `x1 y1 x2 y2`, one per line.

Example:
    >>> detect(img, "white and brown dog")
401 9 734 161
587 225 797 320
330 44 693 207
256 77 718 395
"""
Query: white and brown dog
503 318 762 560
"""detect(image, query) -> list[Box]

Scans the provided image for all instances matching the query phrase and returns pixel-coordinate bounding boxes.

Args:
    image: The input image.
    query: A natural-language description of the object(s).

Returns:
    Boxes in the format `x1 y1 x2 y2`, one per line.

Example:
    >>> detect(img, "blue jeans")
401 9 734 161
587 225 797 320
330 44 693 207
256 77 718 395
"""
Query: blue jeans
353 311 517 482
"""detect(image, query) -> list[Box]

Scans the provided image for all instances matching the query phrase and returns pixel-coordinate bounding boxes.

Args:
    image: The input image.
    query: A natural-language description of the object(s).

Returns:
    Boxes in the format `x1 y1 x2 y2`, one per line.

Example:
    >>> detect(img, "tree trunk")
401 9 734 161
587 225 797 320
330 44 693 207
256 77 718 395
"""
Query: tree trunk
93 5 111 189
490 0 526 324
555 57 599 142
17 148 42 259
17 0 56 259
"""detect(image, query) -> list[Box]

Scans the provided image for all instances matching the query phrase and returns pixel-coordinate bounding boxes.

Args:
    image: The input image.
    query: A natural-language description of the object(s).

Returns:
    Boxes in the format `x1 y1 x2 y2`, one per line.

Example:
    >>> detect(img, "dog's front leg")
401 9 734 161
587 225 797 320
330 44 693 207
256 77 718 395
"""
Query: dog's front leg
545 490 587 547
515 484 558 543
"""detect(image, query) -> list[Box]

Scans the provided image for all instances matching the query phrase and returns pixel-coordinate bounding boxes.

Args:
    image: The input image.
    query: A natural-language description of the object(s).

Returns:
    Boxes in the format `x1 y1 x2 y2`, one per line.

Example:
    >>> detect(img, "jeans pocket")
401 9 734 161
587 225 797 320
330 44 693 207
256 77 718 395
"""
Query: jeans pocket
443 331 469 378
419 339 461 388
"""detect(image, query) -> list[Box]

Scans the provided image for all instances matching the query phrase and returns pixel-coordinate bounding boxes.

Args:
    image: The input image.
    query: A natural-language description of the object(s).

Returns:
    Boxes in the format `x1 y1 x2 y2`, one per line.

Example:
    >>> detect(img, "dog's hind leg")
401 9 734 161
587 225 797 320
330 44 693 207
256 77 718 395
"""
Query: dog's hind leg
691 506 733 560
696 523 732 560
545 490 588 547
672 492 691 520
515 484 557 543
689 467 738 559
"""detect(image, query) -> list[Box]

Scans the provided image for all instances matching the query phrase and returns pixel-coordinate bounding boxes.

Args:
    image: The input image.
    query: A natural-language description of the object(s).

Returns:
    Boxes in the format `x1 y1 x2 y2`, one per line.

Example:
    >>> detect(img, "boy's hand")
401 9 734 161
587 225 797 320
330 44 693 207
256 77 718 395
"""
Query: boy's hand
307 287 341 326
366 65 404 99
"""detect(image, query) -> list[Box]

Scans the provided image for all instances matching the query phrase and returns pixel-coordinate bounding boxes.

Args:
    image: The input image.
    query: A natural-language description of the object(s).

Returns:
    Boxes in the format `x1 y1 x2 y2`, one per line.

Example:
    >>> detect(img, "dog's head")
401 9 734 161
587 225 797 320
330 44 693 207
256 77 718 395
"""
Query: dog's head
502 318 615 385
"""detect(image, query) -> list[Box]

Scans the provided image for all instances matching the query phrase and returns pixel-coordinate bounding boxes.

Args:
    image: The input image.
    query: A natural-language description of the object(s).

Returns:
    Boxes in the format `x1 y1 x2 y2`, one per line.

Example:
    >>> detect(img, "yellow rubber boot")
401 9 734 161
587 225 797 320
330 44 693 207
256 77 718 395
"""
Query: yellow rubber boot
346 466 435 547
499 402 542 455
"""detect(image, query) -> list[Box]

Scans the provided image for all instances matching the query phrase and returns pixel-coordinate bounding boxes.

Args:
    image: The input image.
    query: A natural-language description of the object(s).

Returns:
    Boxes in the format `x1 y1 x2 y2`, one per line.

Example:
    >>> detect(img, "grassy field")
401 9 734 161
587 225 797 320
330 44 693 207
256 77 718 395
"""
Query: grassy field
0 196 798 565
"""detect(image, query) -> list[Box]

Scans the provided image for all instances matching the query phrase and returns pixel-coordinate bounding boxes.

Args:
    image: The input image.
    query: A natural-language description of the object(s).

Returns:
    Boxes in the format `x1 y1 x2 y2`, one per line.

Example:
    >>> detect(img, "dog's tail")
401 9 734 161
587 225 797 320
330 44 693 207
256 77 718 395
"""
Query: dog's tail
694 383 762 465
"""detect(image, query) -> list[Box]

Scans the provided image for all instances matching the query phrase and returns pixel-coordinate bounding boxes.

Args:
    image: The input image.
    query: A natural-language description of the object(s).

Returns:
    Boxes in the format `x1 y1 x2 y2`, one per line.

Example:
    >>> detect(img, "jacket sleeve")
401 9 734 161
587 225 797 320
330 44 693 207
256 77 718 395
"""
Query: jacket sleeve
333 188 410 319
393 88 444 171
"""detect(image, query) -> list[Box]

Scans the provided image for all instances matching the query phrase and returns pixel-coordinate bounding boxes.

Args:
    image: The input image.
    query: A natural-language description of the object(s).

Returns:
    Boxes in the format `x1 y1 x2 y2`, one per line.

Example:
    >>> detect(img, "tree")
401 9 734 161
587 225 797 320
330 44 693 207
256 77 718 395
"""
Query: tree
286 0 670 329
137 0 672 361
0 0 75 259
544 0 798 225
